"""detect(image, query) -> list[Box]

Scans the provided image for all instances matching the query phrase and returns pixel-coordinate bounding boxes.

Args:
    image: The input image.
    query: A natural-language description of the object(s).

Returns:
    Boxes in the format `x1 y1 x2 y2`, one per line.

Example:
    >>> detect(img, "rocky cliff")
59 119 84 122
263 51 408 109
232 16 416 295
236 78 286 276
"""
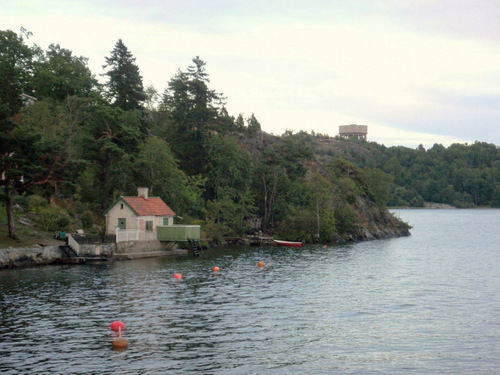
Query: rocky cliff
345 196 411 242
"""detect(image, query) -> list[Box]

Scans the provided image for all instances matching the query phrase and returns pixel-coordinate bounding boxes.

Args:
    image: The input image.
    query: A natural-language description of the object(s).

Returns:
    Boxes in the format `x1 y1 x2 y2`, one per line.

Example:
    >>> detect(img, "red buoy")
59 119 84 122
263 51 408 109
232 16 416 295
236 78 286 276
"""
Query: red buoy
213 266 220 272
174 273 182 279
111 321 125 333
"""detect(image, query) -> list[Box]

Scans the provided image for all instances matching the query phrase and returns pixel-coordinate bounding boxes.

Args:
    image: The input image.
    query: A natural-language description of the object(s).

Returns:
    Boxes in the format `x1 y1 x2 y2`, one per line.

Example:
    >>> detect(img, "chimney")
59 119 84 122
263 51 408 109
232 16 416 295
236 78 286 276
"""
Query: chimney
138 187 149 199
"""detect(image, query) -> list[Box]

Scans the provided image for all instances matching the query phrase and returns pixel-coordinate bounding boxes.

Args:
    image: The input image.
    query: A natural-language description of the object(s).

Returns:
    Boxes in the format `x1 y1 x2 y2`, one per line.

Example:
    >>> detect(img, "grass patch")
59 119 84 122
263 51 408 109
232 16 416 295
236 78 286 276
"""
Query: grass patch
0 202 62 248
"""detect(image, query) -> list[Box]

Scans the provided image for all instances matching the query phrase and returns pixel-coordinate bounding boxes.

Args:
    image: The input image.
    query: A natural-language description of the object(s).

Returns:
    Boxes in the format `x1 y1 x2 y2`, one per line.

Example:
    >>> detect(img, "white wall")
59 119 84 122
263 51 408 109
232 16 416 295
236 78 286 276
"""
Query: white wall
105 201 138 234
136 215 173 241
105 199 174 239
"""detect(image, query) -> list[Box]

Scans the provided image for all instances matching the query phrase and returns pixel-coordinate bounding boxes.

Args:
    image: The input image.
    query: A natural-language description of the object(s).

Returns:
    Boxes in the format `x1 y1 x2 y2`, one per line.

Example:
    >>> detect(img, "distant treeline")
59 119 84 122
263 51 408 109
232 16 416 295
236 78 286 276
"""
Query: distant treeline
307 136 499 208
1 29 497 243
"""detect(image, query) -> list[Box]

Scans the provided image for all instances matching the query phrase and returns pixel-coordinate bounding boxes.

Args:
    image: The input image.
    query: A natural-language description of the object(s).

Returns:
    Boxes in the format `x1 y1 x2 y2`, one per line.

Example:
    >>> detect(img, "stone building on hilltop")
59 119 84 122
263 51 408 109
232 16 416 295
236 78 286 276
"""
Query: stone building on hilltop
338 124 368 141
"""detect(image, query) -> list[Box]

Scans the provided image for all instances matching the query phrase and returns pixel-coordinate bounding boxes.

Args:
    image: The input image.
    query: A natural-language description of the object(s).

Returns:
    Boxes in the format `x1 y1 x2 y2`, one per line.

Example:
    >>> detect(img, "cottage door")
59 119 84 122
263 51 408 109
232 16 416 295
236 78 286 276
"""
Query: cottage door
118 218 126 229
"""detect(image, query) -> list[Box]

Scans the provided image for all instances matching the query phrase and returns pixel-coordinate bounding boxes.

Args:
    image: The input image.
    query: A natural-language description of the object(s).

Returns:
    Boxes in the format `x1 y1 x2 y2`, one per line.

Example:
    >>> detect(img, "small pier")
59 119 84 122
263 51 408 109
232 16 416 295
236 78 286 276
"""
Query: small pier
247 236 274 246
56 233 111 264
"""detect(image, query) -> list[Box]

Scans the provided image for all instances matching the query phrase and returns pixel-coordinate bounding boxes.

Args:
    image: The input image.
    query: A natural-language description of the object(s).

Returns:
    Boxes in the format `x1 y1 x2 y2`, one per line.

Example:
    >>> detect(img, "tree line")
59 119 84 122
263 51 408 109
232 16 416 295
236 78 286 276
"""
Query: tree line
309 136 500 208
1 28 495 244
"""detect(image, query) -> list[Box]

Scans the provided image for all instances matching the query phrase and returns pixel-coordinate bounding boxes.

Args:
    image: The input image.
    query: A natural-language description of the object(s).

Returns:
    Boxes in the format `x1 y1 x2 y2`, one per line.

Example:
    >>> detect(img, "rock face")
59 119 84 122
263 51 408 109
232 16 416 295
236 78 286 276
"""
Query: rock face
349 196 411 242
0 241 185 269
0 245 63 269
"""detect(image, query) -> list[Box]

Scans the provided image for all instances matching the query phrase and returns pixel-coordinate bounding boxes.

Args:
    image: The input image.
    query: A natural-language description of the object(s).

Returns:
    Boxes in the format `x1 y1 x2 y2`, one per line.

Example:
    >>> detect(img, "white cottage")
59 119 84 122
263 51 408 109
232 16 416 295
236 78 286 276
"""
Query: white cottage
105 187 176 242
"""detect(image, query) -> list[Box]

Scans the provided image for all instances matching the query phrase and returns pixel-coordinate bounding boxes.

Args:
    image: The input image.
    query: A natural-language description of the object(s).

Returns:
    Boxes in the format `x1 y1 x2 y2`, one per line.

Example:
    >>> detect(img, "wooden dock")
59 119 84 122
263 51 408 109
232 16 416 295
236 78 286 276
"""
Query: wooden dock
247 236 274 246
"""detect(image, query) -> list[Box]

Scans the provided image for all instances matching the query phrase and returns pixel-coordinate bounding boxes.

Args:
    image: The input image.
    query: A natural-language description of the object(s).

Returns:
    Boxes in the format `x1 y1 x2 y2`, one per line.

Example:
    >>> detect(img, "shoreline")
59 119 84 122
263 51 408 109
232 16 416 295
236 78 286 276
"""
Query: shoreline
390 203 499 210
0 242 188 270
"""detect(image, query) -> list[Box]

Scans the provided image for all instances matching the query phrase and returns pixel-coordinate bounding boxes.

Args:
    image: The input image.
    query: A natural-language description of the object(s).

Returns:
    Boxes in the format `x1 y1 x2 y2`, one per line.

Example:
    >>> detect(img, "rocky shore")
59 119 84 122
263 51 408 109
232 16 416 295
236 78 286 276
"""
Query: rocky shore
343 196 411 242
0 245 64 269
0 241 187 269
1 197 411 269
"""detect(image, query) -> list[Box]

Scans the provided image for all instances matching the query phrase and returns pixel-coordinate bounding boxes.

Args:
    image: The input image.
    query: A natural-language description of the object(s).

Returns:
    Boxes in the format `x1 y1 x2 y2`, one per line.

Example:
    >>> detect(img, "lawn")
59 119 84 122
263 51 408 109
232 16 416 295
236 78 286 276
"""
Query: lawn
0 203 62 248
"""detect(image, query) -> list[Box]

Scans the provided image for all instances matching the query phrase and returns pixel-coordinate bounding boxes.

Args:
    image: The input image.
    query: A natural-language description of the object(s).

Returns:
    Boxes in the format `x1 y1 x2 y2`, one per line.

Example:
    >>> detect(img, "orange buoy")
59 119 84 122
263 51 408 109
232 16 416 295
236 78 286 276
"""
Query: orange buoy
213 266 220 272
174 273 182 280
112 326 128 351
257 261 265 268
112 337 129 350
111 321 125 333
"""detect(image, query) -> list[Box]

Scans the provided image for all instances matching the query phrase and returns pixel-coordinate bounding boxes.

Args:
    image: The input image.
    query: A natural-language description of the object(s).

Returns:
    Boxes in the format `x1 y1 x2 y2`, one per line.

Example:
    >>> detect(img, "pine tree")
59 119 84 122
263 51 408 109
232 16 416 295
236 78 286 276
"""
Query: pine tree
102 39 146 111
161 56 227 175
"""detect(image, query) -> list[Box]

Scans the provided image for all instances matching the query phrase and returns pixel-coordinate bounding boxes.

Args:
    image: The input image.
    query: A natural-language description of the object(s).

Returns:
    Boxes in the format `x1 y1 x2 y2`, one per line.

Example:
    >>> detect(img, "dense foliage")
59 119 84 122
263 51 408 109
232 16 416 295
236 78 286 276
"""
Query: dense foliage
1 29 497 243
309 137 500 208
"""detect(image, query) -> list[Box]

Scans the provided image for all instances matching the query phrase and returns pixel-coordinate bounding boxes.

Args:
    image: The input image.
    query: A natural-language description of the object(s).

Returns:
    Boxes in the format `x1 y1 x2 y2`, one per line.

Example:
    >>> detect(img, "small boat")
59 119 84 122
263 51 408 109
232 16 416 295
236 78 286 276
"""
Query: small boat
273 239 303 247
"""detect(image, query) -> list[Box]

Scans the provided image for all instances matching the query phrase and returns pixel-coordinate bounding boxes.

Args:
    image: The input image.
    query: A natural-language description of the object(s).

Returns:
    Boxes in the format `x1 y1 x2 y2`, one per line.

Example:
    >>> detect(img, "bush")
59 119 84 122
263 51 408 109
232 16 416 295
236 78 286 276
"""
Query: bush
56 215 70 230
14 195 29 211
276 207 316 242
27 195 48 212
25 196 73 232
81 210 94 230
334 203 358 236
389 186 424 207
35 209 71 232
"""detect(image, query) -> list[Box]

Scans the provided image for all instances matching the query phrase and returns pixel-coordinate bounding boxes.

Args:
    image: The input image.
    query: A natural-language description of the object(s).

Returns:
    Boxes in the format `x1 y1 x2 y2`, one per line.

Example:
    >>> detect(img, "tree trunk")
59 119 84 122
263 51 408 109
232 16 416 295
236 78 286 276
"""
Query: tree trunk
262 171 278 230
4 180 18 240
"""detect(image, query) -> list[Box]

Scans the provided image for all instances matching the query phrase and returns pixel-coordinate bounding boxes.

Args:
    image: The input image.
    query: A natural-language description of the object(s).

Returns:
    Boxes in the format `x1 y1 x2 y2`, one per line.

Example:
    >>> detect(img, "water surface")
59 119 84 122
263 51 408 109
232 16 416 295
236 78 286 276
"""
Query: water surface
1 209 499 374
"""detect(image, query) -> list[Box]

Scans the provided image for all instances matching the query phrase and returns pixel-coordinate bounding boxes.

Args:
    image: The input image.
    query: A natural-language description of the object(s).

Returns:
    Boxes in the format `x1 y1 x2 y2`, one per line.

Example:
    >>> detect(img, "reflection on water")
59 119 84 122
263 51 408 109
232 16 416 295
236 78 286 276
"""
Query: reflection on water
1 210 500 374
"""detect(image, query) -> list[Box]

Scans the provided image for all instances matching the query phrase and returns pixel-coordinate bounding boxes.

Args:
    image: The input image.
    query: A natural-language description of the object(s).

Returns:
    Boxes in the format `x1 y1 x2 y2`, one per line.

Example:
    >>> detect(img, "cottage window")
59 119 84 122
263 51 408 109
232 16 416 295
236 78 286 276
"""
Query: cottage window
146 221 153 231
118 218 126 229
163 218 169 226
120 203 124 209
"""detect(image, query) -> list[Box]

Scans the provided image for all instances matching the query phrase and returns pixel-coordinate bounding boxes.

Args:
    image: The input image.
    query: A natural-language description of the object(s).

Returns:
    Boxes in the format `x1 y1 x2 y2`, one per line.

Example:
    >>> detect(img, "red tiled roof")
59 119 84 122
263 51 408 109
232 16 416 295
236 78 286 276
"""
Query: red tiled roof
122 197 176 217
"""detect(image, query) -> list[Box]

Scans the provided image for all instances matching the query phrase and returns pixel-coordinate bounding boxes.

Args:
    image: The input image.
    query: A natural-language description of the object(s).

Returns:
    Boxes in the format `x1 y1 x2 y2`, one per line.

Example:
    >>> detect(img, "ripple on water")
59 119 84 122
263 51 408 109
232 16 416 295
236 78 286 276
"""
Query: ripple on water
1 210 500 373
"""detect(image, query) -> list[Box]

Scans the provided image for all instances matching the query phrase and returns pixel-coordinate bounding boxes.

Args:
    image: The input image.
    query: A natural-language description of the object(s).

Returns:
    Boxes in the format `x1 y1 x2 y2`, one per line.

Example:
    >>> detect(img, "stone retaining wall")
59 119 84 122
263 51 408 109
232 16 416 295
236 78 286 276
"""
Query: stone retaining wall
0 241 184 269
0 245 63 269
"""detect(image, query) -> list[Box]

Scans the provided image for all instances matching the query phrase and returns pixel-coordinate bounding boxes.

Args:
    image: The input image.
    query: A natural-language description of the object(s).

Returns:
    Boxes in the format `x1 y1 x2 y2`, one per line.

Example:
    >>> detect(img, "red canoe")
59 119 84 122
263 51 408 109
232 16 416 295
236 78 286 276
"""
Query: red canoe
273 239 303 247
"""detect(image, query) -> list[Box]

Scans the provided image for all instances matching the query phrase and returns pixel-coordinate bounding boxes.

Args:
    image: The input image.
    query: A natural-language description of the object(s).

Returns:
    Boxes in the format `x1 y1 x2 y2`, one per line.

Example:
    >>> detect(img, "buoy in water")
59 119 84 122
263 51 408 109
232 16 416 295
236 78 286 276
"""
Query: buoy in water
112 336 129 350
258 261 265 268
213 266 220 272
111 321 125 333
174 273 182 279
323 245 327 248
112 326 128 351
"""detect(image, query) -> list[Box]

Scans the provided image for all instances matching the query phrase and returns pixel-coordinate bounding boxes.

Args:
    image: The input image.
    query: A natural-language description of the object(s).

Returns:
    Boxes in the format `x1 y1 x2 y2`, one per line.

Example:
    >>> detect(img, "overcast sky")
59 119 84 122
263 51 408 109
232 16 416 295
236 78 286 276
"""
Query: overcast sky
2 0 500 148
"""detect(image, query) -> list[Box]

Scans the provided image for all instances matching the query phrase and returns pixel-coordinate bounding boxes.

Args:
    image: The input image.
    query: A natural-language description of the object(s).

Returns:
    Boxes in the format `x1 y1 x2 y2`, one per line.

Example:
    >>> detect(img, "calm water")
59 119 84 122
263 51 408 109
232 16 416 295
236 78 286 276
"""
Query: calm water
1 209 499 374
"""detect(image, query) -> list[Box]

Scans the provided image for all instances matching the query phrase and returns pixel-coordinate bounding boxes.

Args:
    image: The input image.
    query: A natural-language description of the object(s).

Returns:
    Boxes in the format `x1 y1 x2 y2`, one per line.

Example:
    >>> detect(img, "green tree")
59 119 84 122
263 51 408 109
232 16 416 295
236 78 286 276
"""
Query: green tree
252 148 287 231
204 135 254 235
17 99 85 200
246 113 261 136
161 57 227 175
235 113 245 132
0 29 37 121
79 104 143 207
102 39 146 110
363 167 393 208
305 172 337 242
0 28 39 239
135 136 204 218
32 44 98 101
